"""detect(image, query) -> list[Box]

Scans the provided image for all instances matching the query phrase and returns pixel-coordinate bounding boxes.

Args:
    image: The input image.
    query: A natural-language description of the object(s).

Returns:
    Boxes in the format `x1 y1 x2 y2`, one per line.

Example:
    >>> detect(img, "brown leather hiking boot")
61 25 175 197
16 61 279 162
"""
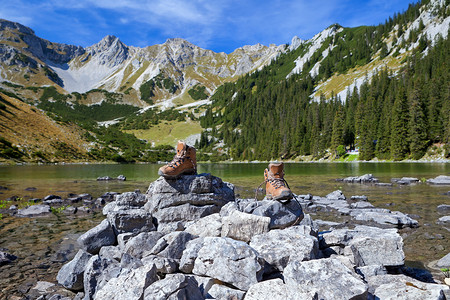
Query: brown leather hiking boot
264 162 293 201
158 141 197 179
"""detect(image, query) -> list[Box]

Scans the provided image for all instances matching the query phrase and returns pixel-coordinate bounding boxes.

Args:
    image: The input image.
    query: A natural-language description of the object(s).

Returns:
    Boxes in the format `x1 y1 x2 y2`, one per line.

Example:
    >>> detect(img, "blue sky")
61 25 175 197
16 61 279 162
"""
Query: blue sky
1 0 417 53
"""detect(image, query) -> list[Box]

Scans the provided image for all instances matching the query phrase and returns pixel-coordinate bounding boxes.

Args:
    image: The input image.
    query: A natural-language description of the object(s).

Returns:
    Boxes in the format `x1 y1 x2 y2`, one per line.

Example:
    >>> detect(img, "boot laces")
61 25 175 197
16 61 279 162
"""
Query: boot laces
167 148 196 171
255 175 290 200
167 155 184 168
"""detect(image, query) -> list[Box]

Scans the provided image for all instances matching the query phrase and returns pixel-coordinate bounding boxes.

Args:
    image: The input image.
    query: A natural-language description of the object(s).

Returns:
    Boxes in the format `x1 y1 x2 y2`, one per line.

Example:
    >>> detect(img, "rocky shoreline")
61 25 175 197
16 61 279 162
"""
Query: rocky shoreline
1 174 449 299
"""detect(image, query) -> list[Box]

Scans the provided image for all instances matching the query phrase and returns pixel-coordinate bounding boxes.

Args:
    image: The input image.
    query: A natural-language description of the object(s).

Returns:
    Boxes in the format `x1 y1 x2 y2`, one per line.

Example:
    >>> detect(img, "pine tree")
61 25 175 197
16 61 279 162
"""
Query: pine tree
331 107 345 156
391 88 409 160
408 89 429 159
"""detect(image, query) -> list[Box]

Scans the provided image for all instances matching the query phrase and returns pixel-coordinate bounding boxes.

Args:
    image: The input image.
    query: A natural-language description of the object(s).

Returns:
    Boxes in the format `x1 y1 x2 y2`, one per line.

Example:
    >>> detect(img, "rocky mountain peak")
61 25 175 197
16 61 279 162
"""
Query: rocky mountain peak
0 19 34 35
86 35 129 67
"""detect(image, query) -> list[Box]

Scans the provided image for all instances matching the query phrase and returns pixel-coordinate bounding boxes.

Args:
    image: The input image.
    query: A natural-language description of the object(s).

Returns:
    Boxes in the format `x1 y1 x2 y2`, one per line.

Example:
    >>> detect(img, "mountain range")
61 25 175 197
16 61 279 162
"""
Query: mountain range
0 0 449 163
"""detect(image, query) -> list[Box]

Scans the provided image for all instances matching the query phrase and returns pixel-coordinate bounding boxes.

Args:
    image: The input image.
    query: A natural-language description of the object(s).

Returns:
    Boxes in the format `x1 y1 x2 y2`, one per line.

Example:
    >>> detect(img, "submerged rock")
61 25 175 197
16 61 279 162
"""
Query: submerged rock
0 251 17 266
17 204 51 217
427 175 450 185
340 174 379 184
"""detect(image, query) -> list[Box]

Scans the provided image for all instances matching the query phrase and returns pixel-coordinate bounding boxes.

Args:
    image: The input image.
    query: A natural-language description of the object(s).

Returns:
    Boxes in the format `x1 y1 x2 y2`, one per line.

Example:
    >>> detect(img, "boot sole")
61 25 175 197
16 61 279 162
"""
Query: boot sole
267 191 293 202
158 168 197 179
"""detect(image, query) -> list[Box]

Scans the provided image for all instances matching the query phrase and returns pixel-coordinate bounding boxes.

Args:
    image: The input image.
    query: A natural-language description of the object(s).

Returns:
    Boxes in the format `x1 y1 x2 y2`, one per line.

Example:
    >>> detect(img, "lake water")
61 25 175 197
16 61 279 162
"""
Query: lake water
0 162 449 298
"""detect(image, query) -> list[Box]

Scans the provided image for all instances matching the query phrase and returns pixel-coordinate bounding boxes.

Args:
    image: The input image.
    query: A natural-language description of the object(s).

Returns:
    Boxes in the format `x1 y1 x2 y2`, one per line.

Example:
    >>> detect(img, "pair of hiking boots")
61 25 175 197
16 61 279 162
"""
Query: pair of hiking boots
158 141 293 201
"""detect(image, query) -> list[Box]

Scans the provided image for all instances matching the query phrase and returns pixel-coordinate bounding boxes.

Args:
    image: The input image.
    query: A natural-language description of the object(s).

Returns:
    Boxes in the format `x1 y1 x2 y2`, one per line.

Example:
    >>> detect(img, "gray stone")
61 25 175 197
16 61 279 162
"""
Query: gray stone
43 194 62 201
351 201 375 209
117 175 126 181
221 210 270 242
355 265 387 280
219 201 239 217
367 274 448 299
17 204 51 217
326 190 346 200
98 246 121 262
184 213 222 237
117 233 135 250
77 219 116 254
342 174 379 183
250 199 304 229
143 273 204 300
436 252 450 268
391 177 420 185
149 231 197 260
320 225 405 267
245 278 317 300
351 195 369 201
0 251 17 265
95 264 158 300
123 231 164 259
107 208 155 234
141 255 178 274
179 237 205 273
192 237 264 291
44 199 63 205
427 175 450 185
207 284 245 300
437 204 450 214
83 254 122 300
350 209 419 228
97 176 113 181
284 258 368 300
56 250 92 291
249 225 319 271
114 191 147 208
437 216 450 224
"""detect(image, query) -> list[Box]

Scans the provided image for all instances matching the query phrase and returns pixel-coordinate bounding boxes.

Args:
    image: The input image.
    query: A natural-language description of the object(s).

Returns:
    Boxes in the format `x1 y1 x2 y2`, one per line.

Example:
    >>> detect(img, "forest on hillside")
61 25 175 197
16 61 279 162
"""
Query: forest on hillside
199 1 450 161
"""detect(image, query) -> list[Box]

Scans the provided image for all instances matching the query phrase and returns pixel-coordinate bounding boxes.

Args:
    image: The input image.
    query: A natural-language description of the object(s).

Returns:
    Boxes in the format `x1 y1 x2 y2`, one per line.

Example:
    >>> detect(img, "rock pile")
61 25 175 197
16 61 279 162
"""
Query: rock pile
54 173 449 300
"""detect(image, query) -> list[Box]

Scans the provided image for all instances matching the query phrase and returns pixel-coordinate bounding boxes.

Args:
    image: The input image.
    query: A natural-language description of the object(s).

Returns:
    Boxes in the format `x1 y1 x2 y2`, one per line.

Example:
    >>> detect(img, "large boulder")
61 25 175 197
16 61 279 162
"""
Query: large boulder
249 225 319 272
94 264 158 300
221 210 270 242
56 250 92 291
107 209 155 235
192 237 264 291
320 225 405 267
143 274 204 300
77 219 116 254
284 258 368 300
103 192 155 235
144 174 234 233
366 274 449 299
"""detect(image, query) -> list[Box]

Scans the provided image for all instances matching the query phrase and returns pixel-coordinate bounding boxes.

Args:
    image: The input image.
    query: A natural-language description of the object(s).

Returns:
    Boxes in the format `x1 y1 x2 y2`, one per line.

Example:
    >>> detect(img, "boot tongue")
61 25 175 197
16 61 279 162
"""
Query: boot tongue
269 163 284 179
176 141 187 156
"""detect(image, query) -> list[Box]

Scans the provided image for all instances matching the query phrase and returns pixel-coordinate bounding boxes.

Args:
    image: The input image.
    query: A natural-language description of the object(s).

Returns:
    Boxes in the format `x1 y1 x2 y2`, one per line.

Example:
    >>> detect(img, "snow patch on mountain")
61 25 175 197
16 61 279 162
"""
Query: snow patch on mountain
289 25 342 77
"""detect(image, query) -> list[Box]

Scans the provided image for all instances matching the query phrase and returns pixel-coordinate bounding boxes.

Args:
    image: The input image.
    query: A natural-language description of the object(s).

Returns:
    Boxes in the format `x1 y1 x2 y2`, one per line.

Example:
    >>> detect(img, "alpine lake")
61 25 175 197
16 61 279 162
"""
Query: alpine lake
0 162 449 298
